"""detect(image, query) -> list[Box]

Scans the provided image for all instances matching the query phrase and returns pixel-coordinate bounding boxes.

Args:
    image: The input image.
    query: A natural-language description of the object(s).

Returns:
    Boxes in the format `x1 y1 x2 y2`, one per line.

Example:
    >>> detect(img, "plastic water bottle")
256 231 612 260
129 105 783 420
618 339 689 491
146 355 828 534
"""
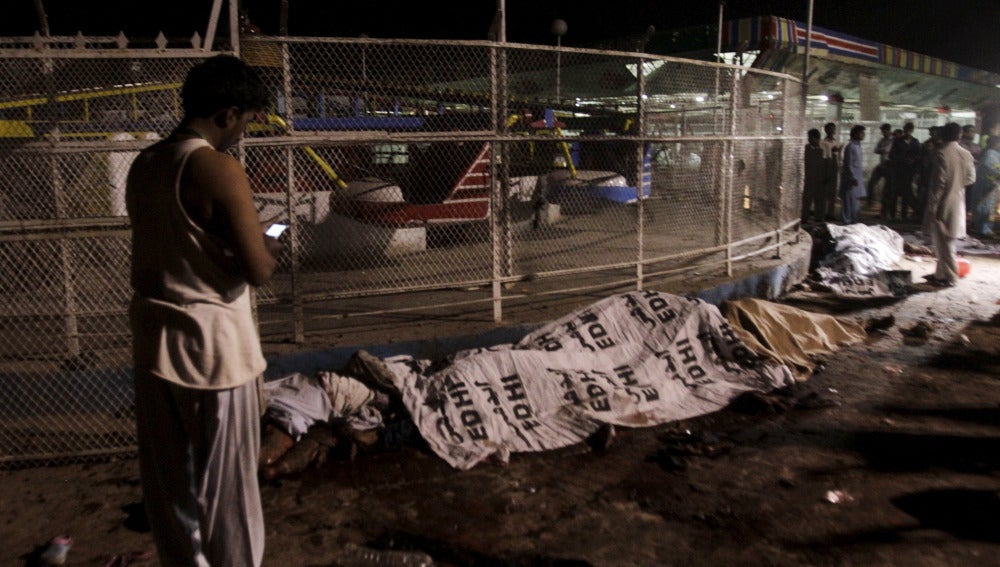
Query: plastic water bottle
337 542 435 567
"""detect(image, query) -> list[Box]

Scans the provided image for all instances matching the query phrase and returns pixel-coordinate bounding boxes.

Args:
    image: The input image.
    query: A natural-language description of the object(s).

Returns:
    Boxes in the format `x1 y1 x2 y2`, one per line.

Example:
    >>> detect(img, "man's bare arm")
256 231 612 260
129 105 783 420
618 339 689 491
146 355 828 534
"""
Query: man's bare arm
189 149 279 286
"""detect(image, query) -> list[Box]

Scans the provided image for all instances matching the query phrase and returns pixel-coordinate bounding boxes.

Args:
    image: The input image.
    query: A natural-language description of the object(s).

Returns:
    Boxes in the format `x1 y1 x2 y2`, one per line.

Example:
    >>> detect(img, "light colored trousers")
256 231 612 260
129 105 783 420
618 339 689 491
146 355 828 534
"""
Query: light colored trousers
134 371 264 567
931 223 959 284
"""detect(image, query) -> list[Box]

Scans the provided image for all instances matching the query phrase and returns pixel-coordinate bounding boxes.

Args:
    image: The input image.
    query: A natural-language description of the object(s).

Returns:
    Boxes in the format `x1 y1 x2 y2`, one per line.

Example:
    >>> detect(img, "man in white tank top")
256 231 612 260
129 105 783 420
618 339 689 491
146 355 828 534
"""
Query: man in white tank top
126 55 282 567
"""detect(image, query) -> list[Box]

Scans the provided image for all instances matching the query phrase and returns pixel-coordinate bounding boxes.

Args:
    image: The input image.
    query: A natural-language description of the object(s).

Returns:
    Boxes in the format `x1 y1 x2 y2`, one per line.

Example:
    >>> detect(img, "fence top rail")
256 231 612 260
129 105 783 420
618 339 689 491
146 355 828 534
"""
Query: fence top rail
255 35 798 81
0 33 801 86
0 48 228 59
0 29 232 54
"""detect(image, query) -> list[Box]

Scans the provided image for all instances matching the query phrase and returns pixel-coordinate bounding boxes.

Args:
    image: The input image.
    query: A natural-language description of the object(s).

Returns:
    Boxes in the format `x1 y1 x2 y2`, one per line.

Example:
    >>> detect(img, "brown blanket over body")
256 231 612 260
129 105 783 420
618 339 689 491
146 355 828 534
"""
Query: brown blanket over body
722 298 867 381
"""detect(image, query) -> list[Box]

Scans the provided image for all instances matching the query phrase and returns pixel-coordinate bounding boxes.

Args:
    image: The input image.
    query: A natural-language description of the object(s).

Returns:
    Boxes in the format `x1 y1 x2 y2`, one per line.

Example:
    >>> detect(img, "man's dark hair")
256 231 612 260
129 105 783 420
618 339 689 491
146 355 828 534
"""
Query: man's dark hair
903 122 915 132
941 122 961 142
880 123 891 131
850 125 866 139
808 128 820 139
181 55 271 118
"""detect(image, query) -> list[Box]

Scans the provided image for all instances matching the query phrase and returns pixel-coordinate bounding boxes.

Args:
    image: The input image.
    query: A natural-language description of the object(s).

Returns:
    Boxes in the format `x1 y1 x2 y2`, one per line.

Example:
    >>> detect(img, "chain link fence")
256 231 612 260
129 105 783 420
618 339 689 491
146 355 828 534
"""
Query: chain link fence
0 35 803 467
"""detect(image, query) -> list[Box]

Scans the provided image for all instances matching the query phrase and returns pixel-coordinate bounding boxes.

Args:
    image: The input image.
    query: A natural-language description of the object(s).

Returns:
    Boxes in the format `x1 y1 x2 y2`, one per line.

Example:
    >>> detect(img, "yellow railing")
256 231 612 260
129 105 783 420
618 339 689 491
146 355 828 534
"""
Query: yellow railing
264 114 348 190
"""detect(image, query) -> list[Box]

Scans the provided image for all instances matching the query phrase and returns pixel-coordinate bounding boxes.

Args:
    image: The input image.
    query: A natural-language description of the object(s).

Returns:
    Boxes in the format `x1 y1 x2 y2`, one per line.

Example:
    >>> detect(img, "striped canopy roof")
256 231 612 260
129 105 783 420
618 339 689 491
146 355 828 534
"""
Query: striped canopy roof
721 16 999 87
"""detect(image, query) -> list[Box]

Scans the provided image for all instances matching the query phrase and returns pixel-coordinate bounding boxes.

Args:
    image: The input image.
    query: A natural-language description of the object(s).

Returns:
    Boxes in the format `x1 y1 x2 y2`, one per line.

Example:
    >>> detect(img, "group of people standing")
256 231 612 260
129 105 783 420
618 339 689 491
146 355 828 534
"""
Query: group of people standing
802 118 1000 288
801 121 870 225
802 120 999 236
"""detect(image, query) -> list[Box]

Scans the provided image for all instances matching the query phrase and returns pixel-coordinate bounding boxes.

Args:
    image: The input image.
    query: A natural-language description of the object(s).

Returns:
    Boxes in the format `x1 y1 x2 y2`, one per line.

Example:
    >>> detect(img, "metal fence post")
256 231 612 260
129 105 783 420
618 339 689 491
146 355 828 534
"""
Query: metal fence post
489 42 505 322
52 137 80 358
635 54 646 291
726 67 739 277
281 40 304 343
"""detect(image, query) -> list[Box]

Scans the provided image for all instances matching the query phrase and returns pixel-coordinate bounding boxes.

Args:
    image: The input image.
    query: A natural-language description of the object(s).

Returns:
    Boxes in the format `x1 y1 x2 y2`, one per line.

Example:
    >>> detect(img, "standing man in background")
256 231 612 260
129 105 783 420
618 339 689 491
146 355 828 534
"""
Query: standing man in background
819 122 841 221
887 122 921 221
923 122 975 288
868 123 893 214
801 128 825 224
959 124 982 163
839 125 867 224
914 126 943 223
127 55 281 567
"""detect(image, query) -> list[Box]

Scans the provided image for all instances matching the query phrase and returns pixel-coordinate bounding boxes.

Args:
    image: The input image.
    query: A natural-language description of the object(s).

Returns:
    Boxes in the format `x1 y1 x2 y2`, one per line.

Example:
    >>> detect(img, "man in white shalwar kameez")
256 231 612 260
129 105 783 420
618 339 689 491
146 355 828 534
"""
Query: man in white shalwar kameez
923 122 975 287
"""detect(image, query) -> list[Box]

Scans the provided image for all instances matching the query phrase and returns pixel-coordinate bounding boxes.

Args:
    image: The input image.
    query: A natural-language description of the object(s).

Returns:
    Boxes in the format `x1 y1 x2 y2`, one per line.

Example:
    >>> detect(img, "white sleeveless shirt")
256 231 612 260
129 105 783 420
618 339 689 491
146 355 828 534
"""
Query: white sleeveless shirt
126 138 266 389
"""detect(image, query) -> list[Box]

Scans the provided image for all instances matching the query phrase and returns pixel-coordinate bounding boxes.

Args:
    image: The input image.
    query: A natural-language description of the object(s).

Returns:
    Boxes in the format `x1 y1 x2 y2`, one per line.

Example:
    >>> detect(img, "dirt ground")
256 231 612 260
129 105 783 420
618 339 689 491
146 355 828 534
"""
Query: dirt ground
3 218 1000 567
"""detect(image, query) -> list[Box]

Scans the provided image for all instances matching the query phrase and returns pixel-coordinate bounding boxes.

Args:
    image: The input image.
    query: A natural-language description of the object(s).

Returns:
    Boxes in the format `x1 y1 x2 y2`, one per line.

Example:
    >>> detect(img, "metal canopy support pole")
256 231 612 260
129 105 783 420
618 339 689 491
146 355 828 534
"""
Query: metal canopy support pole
799 0 813 243
803 0 813 84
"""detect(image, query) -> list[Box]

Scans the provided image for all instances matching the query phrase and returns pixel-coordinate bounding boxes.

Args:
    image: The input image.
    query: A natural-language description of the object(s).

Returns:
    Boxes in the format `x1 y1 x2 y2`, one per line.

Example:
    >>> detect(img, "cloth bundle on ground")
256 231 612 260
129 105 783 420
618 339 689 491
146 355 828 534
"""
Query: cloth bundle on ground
807 223 906 297
721 297 867 381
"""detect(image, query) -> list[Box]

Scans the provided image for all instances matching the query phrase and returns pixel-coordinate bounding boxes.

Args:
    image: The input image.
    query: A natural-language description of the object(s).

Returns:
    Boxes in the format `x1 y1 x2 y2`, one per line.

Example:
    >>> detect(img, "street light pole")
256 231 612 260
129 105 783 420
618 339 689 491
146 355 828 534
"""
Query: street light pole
32 0 50 36
552 19 567 103
497 0 506 42
714 1 723 102
716 1 724 66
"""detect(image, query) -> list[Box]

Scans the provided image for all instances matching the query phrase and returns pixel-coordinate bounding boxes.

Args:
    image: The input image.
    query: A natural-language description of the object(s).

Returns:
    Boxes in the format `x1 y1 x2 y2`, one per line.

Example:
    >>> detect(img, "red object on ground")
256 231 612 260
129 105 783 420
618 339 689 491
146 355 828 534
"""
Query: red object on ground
958 257 970 278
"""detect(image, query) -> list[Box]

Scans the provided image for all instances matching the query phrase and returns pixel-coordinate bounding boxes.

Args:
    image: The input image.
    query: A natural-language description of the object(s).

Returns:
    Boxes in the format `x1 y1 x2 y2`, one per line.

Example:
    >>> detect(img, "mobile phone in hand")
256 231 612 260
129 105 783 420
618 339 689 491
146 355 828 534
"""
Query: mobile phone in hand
265 223 289 238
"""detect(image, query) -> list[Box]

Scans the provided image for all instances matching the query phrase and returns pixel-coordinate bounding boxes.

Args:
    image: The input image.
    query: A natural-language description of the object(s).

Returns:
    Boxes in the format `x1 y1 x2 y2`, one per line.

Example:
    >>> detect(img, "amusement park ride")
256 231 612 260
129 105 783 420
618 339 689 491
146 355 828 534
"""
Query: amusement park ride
0 75 648 258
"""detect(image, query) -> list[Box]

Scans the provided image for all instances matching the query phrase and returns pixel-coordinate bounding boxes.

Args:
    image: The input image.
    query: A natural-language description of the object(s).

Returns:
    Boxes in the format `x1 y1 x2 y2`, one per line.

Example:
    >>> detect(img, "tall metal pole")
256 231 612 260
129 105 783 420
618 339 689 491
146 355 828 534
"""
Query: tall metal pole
497 0 506 42
280 0 289 35
204 0 223 51
714 1 723 102
803 0 813 83
716 1 724 65
556 36 561 103
228 0 240 55
32 0 50 36
552 19 567 104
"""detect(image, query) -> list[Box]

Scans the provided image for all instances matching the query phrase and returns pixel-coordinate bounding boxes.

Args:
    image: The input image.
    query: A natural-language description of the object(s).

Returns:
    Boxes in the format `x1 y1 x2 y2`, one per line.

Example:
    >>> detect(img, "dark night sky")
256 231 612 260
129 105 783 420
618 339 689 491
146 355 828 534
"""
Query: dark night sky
3 0 999 74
